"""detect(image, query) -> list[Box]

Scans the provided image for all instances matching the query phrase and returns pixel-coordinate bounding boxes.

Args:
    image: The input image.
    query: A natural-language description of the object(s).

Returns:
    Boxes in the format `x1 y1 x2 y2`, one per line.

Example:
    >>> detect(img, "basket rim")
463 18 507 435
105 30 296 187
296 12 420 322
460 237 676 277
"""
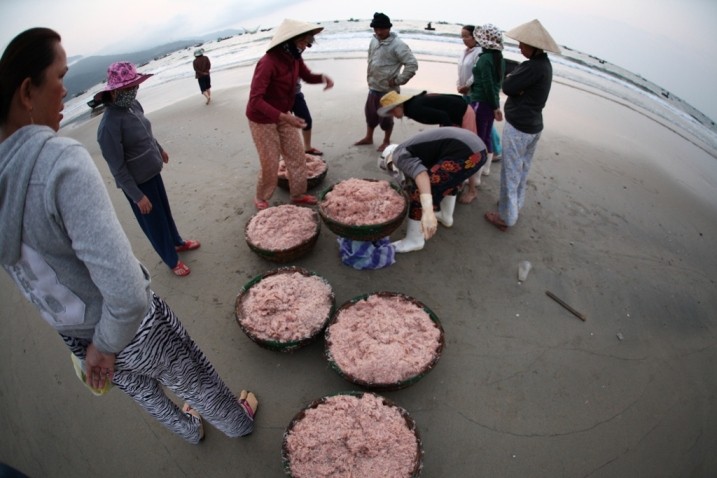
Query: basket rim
277 158 328 189
324 291 445 390
281 391 424 478
235 266 335 351
318 178 407 231
244 206 320 256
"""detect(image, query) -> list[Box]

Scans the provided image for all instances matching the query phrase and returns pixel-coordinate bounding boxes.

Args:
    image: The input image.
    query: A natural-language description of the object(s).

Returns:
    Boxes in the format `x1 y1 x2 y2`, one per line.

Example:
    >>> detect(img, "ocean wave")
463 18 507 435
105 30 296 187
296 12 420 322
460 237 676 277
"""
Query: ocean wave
60 19 717 156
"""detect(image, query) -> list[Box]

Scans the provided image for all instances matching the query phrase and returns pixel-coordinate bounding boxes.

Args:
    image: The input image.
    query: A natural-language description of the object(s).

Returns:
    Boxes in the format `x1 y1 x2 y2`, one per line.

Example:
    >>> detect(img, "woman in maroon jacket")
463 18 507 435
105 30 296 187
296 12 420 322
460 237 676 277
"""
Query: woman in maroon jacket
246 19 334 210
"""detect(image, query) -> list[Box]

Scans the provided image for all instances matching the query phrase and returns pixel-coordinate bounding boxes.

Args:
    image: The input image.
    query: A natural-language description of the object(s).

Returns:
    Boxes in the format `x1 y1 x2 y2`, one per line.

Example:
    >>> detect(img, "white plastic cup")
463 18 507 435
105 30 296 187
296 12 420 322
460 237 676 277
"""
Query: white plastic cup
518 260 532 282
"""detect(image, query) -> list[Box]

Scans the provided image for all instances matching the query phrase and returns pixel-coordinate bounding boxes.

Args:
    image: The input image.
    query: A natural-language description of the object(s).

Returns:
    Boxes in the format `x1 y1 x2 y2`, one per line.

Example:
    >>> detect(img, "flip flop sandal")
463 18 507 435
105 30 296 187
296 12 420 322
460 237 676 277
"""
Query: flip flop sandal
238 390 258 419
182 403 204 440
304 148 323 156
175 239 201 252
484 211 508 231
254 198 269 210
172 261 191 276
290 194 317 206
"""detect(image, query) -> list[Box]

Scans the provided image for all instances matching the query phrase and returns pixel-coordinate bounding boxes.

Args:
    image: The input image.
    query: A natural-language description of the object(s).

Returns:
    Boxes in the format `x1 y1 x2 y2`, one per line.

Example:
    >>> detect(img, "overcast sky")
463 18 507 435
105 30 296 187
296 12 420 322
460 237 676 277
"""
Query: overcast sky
2 0 716 122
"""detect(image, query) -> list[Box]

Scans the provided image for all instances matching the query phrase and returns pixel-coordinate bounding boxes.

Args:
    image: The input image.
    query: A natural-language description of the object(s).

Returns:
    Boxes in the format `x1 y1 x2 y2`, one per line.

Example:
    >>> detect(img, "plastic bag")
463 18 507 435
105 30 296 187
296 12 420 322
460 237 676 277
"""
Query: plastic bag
337 237 396 270
70 353 113 396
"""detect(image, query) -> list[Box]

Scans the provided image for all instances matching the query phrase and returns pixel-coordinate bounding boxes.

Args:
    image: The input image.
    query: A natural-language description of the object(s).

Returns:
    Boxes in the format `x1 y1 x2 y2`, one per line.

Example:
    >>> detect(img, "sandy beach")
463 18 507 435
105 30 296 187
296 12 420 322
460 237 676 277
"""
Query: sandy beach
1 54 716 477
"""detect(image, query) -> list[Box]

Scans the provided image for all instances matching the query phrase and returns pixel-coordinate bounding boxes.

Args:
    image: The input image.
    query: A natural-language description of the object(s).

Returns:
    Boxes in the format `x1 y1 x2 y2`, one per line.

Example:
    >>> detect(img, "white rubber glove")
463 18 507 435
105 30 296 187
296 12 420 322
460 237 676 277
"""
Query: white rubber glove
419 193 438 240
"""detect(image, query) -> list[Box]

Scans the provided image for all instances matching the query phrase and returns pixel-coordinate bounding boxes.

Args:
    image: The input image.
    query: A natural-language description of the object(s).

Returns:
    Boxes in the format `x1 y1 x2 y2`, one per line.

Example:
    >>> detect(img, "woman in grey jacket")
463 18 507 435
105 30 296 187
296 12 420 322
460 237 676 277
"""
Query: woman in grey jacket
96 62 199 276
0 28 257 444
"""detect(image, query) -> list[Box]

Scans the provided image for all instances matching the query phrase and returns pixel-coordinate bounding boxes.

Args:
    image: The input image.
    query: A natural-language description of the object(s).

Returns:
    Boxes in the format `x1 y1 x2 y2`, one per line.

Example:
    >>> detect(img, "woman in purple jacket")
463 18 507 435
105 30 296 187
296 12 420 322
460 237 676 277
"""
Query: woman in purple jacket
96 62 200 277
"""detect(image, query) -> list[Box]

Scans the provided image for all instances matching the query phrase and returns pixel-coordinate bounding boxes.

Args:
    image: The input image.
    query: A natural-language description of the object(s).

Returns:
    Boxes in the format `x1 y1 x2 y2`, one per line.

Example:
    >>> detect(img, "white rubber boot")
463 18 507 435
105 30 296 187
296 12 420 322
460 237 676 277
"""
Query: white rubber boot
392 219 425 253
481 153 493 176
435 195 457 228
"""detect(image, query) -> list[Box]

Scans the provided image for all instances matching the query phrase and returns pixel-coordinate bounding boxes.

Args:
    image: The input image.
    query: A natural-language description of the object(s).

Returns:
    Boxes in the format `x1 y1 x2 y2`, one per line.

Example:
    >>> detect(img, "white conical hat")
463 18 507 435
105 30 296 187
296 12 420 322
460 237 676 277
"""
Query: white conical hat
505 19 561 54
266 19 324 51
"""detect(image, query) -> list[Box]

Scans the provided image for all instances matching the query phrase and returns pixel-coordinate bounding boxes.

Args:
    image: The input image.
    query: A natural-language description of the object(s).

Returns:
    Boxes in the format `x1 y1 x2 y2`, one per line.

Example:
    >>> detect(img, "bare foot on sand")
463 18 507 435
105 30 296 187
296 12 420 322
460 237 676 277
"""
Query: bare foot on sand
377 142 390 152
354 138 373 146
484 211 508 231
459 189 478 204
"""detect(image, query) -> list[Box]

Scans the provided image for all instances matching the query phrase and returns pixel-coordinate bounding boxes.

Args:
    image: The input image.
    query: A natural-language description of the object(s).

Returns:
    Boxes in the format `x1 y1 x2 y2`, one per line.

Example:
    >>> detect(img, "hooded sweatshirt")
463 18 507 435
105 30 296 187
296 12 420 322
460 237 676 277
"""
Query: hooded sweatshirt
0 125 151 354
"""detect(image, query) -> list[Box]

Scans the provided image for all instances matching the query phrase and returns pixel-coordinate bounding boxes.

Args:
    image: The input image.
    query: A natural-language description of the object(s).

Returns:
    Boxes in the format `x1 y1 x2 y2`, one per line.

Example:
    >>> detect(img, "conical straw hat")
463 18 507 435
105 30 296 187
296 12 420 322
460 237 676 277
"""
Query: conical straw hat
377 91 413 116
266 19 324 51
505 19 561 54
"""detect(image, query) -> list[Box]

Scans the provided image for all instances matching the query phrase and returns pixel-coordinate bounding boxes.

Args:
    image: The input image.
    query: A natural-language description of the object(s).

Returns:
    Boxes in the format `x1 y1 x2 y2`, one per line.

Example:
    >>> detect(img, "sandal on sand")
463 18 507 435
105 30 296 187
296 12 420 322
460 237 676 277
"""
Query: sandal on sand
176 240 201 252
239 390 258 419
291 194 317 206
182 403 204 440
304 148 323 156
172 261 191 276
492 154 502 162
254 198 269 210
484 211 508 232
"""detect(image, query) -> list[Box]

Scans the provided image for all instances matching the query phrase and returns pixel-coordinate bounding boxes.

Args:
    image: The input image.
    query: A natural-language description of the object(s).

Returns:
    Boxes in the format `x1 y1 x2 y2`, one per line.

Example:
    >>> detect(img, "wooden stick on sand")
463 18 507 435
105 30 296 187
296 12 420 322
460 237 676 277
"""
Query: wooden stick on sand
545 290 587 322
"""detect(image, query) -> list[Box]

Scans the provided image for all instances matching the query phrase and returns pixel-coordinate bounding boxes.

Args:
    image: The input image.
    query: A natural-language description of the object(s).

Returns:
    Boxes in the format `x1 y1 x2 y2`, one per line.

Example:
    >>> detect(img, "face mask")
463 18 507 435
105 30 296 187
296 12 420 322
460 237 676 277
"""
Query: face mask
114 87 138 108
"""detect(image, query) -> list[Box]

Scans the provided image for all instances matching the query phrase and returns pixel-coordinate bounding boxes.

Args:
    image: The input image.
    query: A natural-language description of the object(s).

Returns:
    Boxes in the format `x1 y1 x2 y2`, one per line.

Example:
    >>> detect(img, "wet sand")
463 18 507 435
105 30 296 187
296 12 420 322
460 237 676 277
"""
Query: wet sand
1 57 716 477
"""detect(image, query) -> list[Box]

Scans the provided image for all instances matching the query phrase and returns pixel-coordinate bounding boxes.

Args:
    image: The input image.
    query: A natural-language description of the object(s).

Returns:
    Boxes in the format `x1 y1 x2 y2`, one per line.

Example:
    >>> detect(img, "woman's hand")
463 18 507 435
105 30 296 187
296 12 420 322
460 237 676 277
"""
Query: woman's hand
419 193 438 239
137 195 152 214
457 85 469 95
161 150 169 164
85 342 116 391
321 75 334 90
279 112 307 129
494 109 503 122
415 172 438 239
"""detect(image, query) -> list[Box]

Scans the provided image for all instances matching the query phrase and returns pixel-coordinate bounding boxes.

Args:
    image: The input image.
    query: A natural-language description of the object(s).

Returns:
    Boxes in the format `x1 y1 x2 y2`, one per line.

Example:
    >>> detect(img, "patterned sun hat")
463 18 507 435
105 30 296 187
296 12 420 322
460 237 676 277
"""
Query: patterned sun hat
103 61 152 91
474 24 503 51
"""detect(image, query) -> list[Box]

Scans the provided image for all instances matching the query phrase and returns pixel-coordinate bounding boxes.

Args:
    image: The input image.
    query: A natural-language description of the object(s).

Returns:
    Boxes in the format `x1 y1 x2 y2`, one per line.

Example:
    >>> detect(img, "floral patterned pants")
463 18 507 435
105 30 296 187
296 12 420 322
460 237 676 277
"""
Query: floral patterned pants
249 120 307 200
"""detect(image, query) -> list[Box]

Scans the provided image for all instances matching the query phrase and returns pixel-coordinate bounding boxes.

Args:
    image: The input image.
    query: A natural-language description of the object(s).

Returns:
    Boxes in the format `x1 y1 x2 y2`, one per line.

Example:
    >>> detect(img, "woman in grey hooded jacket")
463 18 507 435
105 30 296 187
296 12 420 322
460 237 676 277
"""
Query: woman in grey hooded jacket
0 27 257 445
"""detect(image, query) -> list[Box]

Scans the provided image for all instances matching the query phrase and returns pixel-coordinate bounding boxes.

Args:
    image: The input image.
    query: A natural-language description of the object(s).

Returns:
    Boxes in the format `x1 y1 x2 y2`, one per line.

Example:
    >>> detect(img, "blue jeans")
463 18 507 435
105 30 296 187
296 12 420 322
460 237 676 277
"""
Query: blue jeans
125 174 183 268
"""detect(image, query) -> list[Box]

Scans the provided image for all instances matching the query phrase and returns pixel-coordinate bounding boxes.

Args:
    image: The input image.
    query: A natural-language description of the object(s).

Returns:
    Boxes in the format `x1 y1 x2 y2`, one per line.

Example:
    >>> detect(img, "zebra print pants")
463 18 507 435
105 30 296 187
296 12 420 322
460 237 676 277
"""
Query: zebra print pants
62 293 254 444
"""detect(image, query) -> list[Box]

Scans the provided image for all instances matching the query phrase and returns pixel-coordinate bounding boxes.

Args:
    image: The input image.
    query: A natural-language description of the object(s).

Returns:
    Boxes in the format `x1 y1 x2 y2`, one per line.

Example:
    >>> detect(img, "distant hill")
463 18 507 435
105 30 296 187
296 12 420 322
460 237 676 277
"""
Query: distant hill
65 29 245 99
